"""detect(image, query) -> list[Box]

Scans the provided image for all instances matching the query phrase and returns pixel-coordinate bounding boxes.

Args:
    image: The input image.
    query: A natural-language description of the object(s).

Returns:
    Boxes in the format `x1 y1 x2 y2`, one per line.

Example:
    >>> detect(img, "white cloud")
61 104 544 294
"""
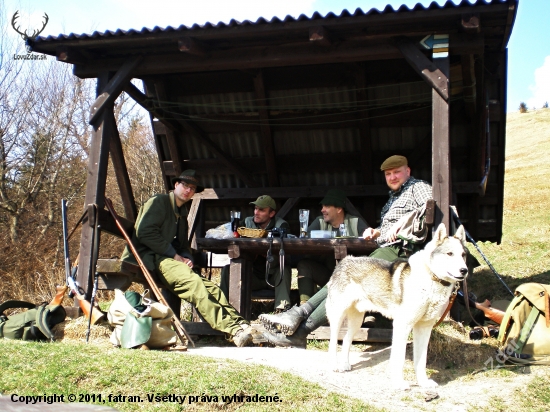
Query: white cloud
527 56 550 109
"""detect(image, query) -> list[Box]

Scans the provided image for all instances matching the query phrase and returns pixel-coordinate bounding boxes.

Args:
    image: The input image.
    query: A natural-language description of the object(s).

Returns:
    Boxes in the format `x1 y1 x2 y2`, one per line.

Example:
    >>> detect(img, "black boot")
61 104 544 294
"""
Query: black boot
260 322 309 349
259 304 309 335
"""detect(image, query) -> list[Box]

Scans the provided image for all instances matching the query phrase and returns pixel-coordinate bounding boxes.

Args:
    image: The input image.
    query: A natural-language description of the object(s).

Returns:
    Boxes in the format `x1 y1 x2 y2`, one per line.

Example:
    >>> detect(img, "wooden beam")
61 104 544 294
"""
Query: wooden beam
123 82 259 188
153 81 184 179
307 326 392 342
461 53 477 120
88 56 143 125
56 46 86 64
253 70 279 186
276 197 301 220
178 37 207 57
194 185 389 200
107 112 137 222
461 13 480 34
432 56 451 232
309 26 333 47
396 37 449 101
187 197 202 243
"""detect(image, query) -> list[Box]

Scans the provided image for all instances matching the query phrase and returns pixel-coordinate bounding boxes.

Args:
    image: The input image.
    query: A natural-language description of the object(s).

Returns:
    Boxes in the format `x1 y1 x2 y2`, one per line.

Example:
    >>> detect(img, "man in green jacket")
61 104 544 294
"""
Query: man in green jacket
220 195 292 311
121 170 254 347
297 189 369 303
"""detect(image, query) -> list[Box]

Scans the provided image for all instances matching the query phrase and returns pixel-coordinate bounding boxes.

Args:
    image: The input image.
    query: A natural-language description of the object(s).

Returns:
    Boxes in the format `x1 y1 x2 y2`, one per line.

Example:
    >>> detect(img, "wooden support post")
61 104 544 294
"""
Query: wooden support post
228 245 253 320
432 56 451 231
253 70 279 186
76 73 112 299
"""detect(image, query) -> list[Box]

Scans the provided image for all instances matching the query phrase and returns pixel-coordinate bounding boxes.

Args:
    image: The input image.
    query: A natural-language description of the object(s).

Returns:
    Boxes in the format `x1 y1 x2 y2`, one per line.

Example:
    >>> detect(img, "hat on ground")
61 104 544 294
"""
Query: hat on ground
380 155 408 171
250 195 276 210
320 189 347 209
171 169 204 193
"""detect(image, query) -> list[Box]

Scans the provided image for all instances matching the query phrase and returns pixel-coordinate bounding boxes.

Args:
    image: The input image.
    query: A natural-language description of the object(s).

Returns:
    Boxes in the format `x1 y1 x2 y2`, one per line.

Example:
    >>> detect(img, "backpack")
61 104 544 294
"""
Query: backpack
497 283 550 365
107 289 177 349
0 300 66 341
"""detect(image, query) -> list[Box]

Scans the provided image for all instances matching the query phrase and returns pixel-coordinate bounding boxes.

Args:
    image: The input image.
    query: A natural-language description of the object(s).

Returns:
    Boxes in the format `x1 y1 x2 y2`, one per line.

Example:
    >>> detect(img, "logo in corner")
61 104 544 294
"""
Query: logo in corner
11 11 49 53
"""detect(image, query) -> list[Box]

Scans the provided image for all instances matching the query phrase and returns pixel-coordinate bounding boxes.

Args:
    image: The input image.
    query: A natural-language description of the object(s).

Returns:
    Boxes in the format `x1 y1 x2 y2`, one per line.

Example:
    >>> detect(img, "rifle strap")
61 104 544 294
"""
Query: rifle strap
67 209 88 242
463 279 484 327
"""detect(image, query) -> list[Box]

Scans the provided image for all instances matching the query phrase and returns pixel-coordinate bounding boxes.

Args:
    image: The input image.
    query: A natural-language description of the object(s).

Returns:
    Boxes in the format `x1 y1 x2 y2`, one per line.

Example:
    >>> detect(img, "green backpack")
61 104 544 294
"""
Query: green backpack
0 300 66 341
497 283 550 365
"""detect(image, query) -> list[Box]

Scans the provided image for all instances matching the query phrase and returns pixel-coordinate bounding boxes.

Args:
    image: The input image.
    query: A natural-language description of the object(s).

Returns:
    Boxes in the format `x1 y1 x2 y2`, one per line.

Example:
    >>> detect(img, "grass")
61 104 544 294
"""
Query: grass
0 340 380 412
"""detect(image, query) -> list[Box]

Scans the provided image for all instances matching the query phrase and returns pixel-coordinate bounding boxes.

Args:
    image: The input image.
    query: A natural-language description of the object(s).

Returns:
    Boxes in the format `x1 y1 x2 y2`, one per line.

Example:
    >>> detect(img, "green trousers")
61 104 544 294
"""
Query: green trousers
297 254 337 303
156 257 246 336
220 260 292 310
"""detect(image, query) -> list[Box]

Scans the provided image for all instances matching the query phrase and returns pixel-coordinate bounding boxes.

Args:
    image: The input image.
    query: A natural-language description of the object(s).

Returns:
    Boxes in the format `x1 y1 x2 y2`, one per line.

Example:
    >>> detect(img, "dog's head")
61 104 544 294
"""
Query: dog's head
426 223 469 283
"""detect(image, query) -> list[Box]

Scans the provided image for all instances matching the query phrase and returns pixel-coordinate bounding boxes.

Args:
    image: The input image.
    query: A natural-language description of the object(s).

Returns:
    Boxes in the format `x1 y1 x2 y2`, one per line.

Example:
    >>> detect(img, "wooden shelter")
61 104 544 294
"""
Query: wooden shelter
30 0 517 303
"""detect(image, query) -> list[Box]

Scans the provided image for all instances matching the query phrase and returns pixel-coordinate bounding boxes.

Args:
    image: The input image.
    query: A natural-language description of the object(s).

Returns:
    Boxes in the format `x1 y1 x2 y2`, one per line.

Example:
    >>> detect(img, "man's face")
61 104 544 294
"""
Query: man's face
384 165 411 191
253 206 275 227
173 181 196 205
321 205 343 226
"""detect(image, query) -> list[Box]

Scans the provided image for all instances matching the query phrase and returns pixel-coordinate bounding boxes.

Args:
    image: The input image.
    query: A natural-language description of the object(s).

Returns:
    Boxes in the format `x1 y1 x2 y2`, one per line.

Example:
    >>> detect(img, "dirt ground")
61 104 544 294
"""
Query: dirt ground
187 336 543 412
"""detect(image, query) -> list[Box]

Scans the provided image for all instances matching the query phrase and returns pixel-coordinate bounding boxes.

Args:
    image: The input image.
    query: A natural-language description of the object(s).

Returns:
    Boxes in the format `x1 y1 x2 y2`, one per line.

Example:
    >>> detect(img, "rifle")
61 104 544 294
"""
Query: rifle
61 199 104 325
104 197 194 347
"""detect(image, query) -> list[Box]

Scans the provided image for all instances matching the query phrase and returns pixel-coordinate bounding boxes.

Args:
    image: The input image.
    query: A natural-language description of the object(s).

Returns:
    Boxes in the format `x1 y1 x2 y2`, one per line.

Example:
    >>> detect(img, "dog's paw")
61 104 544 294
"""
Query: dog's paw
418 378 439 388
333 362 351 372
391 379 411 391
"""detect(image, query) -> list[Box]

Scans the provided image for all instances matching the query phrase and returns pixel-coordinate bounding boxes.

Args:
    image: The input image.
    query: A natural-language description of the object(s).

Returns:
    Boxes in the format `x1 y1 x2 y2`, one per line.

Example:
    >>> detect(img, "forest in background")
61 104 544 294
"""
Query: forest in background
0 8 164 303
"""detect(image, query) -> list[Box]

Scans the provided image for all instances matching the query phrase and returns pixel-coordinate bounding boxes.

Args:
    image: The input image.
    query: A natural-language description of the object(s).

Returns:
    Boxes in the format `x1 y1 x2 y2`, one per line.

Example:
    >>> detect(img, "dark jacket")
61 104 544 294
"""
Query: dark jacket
121 192 193 271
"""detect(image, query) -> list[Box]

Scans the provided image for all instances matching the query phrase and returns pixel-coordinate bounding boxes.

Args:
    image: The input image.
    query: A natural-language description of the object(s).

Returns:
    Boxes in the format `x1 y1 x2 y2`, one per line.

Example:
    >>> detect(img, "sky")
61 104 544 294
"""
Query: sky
2 0 549 112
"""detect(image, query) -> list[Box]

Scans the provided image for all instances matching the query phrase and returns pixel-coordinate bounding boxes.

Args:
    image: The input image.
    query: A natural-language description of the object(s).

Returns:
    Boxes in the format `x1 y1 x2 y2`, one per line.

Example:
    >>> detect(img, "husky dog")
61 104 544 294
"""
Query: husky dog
327 223 468 390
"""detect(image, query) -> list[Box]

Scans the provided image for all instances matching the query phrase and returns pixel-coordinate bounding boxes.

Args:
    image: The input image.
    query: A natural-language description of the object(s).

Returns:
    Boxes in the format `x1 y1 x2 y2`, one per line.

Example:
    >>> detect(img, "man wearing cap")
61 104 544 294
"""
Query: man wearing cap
121 170 255 347
297 189 369 304
258 156 432 348
219 195 292 311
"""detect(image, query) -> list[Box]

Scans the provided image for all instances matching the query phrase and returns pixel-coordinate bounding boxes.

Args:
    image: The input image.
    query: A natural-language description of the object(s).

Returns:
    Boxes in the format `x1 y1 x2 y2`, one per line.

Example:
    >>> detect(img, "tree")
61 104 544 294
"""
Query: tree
519 102 528 113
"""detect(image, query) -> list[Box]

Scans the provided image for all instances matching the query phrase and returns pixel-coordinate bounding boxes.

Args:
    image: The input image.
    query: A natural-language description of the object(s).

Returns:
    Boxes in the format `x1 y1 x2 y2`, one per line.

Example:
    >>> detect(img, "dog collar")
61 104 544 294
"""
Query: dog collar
431 273 452 287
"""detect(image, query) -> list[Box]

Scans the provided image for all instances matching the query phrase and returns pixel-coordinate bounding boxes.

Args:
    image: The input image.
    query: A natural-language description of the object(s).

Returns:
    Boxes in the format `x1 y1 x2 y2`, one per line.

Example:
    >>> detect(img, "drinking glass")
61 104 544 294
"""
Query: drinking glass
339 223 347 237
299 209 309 238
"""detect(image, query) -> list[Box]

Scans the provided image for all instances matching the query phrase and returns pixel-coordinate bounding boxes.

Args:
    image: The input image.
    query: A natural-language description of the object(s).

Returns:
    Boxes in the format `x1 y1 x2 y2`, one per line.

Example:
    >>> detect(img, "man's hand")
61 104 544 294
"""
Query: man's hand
362 227 380 241
174 254 193 268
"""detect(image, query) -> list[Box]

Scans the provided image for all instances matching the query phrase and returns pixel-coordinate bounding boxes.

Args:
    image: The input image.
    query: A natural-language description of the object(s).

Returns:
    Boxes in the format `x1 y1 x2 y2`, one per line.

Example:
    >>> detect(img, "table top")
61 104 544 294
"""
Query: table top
196 237 378 255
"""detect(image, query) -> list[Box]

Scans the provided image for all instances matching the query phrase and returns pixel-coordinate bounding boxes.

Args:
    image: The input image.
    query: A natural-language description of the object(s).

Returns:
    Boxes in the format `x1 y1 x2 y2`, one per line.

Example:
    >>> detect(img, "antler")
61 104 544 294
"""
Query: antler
30 13 49 39
11 11 28 39
11 11 49 40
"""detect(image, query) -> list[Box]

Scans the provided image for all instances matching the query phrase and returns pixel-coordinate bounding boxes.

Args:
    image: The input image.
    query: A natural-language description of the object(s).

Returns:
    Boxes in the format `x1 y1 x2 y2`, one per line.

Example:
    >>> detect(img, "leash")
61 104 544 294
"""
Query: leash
434 282 459 328
450 206 513 297
265 231 284 288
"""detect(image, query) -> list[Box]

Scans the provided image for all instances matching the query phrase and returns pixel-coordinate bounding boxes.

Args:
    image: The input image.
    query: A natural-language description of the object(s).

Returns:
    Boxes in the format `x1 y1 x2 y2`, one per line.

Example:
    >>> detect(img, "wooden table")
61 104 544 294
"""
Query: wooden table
196 237 377 320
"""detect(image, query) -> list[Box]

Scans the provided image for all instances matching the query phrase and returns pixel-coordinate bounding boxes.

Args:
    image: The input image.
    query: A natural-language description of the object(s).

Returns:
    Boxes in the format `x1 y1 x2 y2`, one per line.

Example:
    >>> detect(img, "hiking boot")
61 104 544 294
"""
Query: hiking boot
259 305 305 335
261 329 307 349
232 325 254 347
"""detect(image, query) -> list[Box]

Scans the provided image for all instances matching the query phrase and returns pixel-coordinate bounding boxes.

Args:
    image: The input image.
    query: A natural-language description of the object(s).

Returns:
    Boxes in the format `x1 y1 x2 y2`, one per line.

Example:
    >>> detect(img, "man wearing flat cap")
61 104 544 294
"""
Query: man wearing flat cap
220 195 292 311
258 156 432 348
297 189 368 304
121 170 255 347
